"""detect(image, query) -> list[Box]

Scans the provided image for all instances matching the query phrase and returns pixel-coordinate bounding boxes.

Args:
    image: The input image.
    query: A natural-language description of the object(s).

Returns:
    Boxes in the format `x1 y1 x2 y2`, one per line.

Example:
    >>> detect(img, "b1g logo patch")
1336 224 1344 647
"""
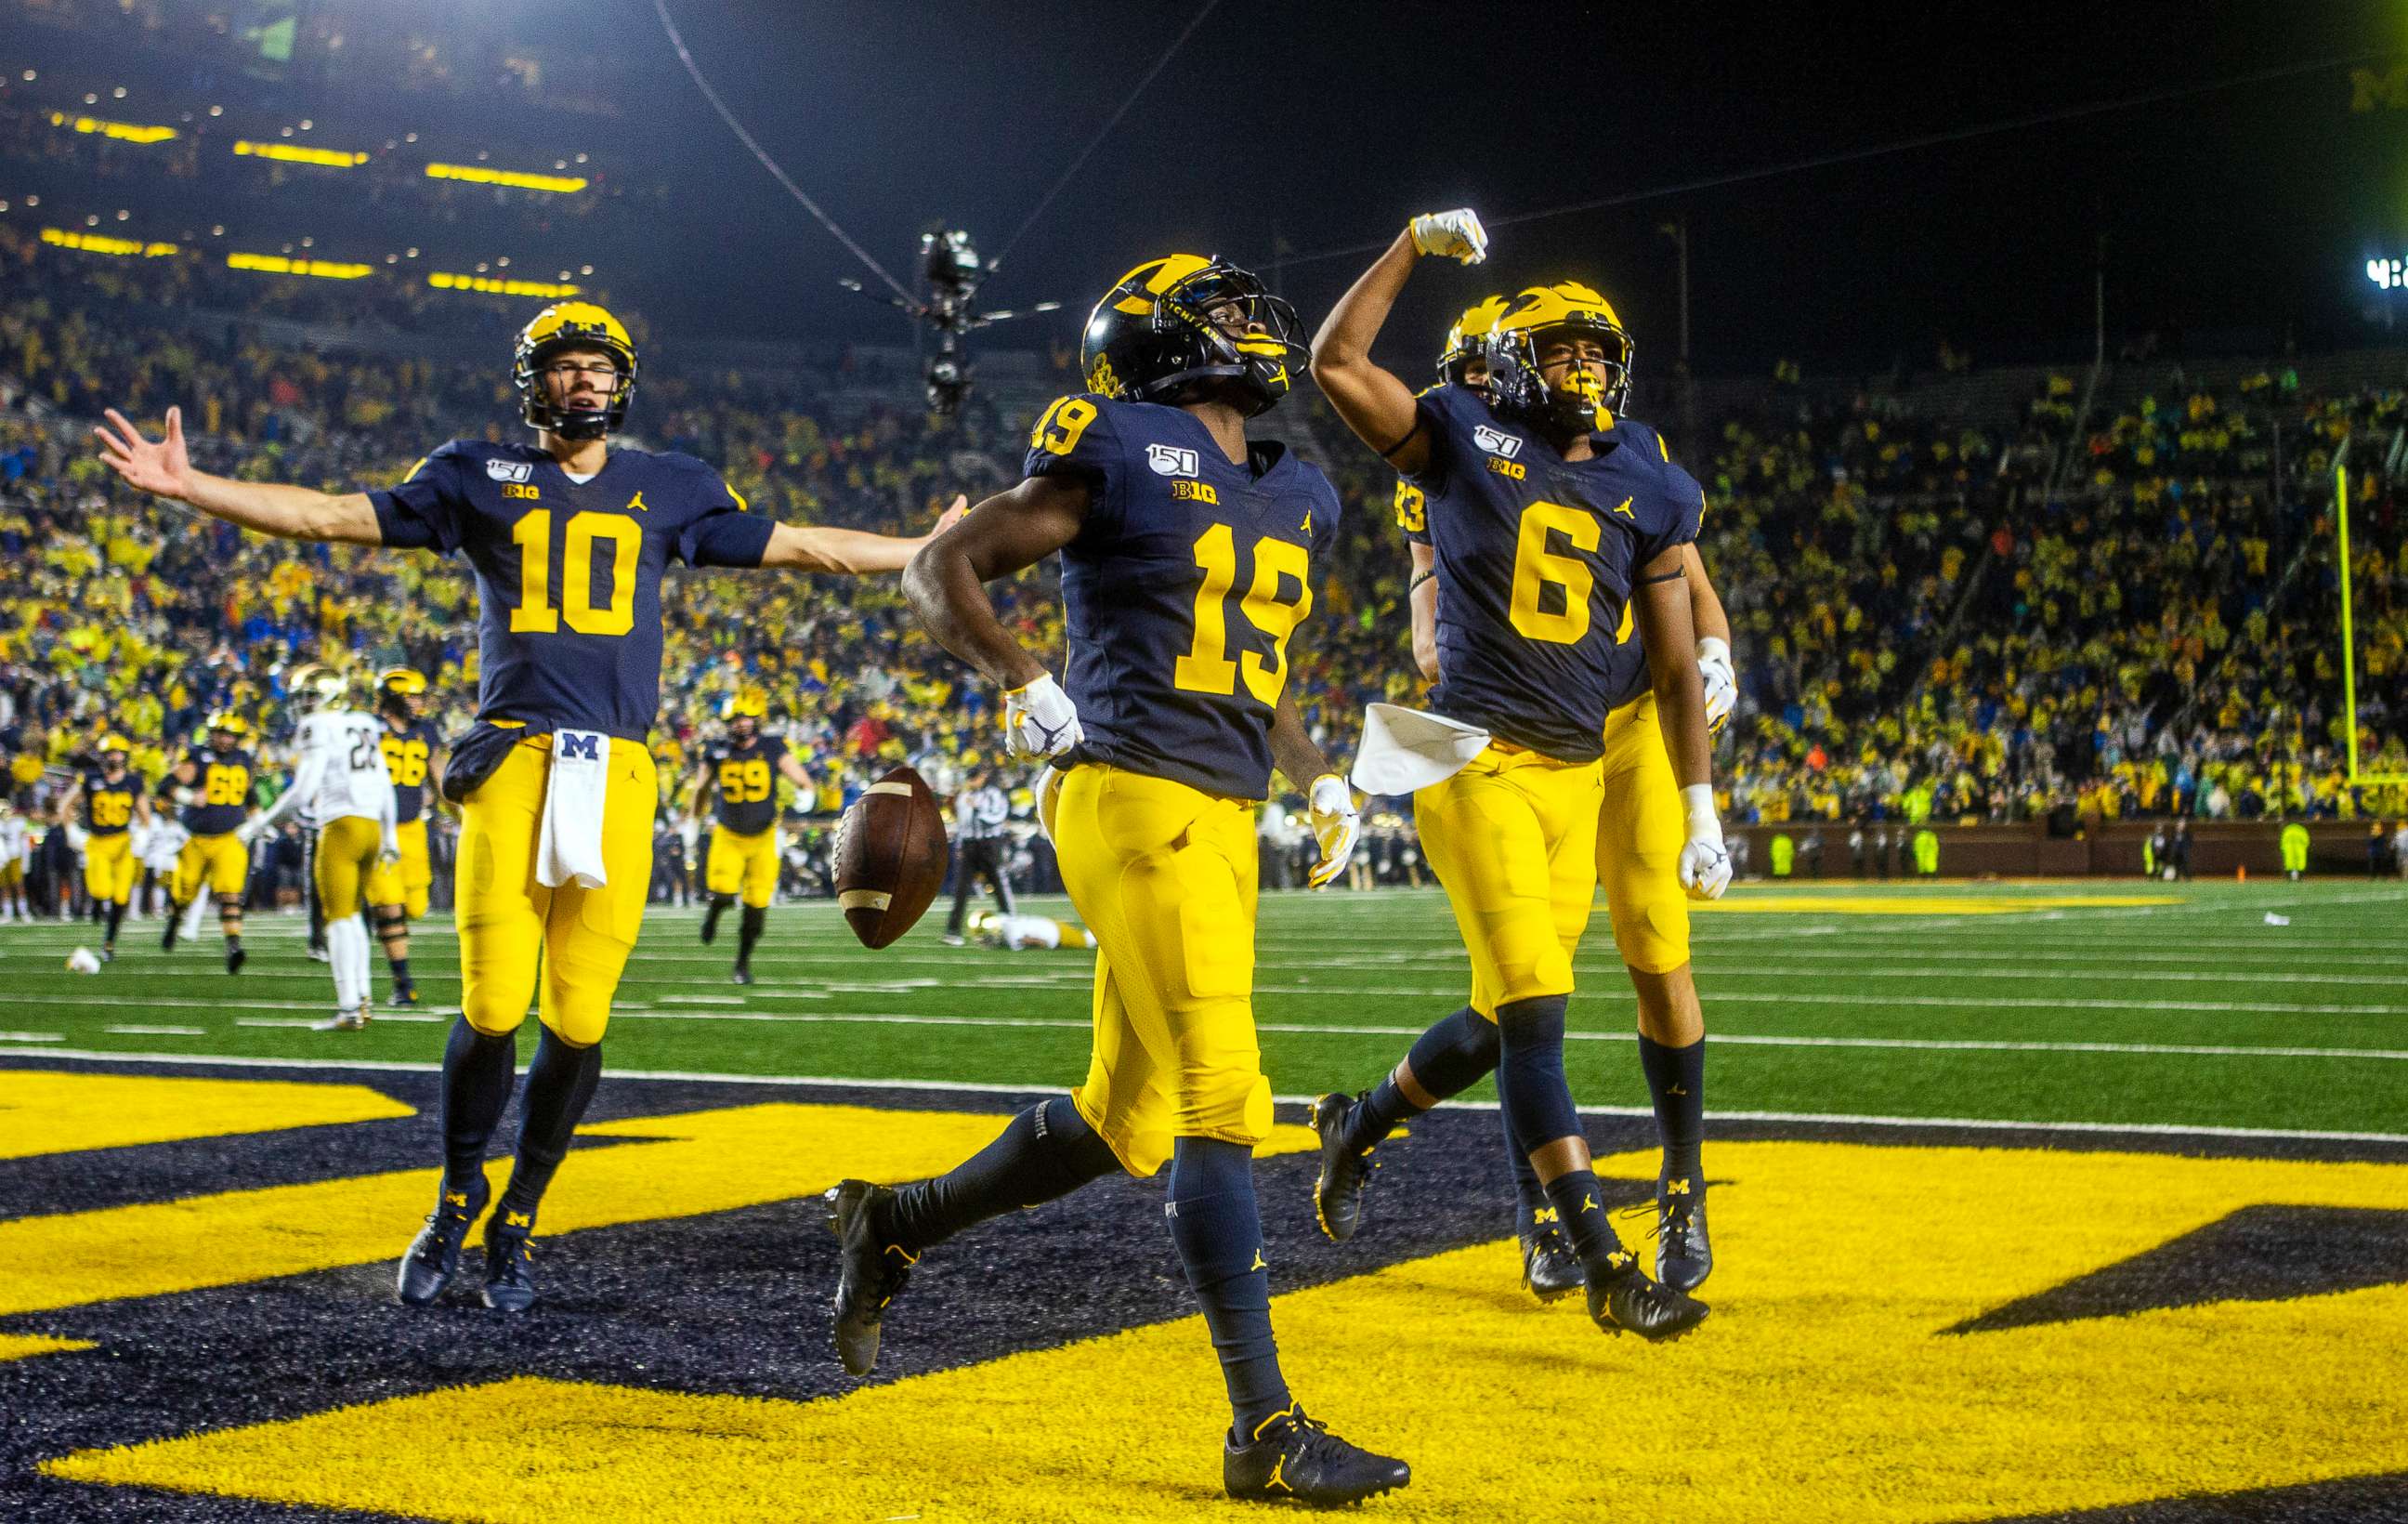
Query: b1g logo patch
486 459 534 483
1146 444 1200 478
1472 425 1523 459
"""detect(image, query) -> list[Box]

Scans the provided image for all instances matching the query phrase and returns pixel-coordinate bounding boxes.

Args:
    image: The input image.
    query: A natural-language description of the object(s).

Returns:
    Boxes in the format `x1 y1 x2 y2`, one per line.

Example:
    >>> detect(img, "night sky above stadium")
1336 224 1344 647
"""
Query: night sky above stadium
622 0 2405 371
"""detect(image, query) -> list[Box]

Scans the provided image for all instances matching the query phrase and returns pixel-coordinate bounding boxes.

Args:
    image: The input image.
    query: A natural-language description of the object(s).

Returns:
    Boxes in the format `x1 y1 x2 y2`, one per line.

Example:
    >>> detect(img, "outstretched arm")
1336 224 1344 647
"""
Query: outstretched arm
95 408 382 545
761 494 967 572
1310 211 1487 480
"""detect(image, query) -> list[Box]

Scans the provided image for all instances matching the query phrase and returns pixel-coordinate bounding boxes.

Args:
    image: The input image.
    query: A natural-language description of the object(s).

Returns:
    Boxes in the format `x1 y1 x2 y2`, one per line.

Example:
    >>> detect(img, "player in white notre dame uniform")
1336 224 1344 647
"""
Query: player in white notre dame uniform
247 672 398 1030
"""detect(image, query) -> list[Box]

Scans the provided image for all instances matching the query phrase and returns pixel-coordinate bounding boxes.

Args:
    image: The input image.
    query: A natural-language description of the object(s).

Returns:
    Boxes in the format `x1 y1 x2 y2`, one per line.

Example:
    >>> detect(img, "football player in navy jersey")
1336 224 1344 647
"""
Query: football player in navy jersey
94 302 954 1313
824 255 1408 1507
685 689 811 984
159 711 259 971
1310 211 1728 1344
1352 296 1735 1300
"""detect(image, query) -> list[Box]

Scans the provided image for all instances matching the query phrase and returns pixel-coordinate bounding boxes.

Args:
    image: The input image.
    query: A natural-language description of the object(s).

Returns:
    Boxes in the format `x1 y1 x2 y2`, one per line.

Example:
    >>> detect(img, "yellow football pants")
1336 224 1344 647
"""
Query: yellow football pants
1596 694 1692 974
1418 742 1604 1015
455 736 656 1047
365 817 432 920
1052 765 1273 1177
82 833 136 906
315 816 384 922
705 823 779 909
174 832 249 905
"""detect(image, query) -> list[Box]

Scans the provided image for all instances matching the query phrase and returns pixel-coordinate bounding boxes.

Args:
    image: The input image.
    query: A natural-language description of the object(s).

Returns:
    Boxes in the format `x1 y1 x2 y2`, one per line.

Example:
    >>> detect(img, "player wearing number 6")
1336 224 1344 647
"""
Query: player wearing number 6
1310 211 1726 1344
92 301 954 1314
823 254 1407 1507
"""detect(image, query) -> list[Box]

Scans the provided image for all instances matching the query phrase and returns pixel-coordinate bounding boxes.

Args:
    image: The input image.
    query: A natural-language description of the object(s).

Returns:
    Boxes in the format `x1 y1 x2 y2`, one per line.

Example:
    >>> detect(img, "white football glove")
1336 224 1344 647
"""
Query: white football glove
1003 675 1084 762
1407 208 1488 265
379 832 401 866
1676 783 1732 901
234 813 263 847
1697 637 1736 739
1305 773 1360 889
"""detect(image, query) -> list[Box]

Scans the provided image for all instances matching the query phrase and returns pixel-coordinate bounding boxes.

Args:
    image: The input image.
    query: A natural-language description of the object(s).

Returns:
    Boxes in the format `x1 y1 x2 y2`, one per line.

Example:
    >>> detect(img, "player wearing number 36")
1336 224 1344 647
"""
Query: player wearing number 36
91 301 957 1314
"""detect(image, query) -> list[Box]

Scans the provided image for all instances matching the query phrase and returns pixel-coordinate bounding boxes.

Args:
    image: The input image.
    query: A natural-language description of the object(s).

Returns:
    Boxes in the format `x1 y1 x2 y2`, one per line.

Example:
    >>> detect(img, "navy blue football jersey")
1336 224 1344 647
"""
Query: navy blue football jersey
370 441 773 739
378 719 440 824
705 734 788 834
178 746 255 834
1025 393 1341 800
81 770 139 835
1405 386 1702 761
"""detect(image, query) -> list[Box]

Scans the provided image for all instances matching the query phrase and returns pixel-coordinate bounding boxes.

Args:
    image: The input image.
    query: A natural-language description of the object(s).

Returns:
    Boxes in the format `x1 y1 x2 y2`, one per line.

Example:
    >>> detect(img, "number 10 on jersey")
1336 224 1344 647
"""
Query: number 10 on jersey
1173 523 1312 705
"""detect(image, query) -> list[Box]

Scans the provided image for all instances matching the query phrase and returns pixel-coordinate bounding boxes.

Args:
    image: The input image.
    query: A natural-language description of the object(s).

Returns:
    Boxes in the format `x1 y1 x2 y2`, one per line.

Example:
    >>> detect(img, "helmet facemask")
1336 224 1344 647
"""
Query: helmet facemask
1083 256 1309 420
1479 321 1632 438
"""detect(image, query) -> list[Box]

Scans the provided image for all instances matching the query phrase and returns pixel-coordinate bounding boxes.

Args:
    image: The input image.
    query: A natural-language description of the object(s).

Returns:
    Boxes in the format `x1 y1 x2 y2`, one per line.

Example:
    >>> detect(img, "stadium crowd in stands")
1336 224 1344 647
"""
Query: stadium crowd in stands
3 225 2405 919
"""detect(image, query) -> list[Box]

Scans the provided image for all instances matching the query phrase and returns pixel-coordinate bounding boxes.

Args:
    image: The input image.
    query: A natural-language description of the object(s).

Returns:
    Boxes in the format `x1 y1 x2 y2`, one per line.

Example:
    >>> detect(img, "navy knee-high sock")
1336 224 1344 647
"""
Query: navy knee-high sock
1500 1103 1549 1232
886 1097 1119 1252
496 1027 603 1226
1496 993 1626 1273
103 899 125 948
1636 1033 1706 1185
1344 1005 1498 1153
736 905 766 968
1164 1137 1290 1437
439 1016 517 1193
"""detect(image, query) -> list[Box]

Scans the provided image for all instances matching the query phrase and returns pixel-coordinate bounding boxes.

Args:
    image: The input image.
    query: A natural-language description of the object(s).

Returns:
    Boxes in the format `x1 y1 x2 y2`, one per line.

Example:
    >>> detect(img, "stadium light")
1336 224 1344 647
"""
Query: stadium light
42 227 178 257
48 112 177 145
427 271 582 297
424 163 587 193
226 252 373 280
234 140 368 168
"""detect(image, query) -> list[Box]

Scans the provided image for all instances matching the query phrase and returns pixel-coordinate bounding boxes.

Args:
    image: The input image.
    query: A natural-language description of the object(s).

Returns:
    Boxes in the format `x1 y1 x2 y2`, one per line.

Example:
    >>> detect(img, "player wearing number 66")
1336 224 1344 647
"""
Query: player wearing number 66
842 255 1407 1507
91 301 957 1316
1307 211 1723 1344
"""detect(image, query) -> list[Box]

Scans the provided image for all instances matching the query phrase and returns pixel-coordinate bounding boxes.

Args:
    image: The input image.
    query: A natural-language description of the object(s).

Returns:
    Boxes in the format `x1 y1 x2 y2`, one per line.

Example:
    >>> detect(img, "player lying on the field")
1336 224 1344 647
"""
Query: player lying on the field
94 301 957 1314
1309 209 1729 1343
684 689 812 985
1321 296 1735 1298
966 907 1096 950
826 253 1409 1507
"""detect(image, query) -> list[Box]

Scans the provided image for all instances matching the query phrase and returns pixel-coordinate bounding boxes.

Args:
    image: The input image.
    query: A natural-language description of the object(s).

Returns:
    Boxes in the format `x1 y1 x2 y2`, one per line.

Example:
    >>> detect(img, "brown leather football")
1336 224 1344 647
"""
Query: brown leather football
834 766 950 949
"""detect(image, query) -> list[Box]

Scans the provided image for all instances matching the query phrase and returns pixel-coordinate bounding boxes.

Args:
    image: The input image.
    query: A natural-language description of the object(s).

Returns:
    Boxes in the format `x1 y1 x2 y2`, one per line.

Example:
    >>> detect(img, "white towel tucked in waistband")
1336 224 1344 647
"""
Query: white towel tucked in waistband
1349 703 1491 795
536 729 611 890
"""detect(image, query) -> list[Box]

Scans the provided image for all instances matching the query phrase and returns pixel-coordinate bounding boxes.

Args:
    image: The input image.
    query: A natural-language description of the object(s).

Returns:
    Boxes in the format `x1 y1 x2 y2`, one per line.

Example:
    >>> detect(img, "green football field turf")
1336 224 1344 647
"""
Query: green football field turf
2 877 2401 1137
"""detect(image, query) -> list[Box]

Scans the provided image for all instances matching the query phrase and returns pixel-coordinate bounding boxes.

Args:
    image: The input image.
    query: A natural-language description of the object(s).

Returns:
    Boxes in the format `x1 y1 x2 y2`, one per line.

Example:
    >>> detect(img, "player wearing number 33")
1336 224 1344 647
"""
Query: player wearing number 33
91 300 955 1314
818 254 1407 1507
1311 209 1727 1345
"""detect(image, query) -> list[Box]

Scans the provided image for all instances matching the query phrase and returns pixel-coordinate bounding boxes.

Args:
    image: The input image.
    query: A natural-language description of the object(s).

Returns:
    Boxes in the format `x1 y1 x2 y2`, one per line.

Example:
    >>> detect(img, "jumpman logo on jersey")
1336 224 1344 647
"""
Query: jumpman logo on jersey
626 490 649 513
1301 509 1314 536
1611 495 1636 519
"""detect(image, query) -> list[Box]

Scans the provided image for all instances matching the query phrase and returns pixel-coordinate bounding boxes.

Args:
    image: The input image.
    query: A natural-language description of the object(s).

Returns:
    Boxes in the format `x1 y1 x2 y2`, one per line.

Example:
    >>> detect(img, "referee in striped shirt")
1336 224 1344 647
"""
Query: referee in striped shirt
943 766 1014 944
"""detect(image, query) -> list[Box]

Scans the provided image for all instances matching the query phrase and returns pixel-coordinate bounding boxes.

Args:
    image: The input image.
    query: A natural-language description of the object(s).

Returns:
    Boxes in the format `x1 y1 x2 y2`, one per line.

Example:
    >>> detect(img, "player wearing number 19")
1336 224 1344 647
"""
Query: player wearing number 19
92 300 956 1314
1312 210 1729 1344
833 254 1407 1507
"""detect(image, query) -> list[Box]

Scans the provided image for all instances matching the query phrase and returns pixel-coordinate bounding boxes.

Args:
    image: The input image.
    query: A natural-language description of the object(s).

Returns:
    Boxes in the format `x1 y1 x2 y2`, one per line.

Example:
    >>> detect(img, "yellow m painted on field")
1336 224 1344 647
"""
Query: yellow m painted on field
41 1139 2408 1521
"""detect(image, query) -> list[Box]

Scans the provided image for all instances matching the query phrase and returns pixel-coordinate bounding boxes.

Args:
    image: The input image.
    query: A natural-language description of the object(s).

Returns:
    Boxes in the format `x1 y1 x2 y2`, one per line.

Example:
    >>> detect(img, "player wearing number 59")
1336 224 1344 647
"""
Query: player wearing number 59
91 301 956 1315
1309 211 1726 1344
822 255 1404 1507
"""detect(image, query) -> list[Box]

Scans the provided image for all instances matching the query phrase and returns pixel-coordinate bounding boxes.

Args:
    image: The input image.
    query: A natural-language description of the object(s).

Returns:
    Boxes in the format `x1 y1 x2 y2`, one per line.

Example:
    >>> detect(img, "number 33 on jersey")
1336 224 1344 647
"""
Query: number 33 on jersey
1026 393 1341 801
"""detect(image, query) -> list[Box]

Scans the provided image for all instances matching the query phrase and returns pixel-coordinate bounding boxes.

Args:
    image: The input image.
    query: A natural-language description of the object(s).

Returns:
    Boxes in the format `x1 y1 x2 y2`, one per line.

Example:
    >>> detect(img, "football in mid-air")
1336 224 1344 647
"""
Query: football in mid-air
834 766 949 949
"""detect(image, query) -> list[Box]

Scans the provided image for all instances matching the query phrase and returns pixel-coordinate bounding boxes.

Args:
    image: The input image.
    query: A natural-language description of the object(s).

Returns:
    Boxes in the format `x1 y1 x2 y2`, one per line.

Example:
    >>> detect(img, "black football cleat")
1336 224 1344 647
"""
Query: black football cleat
1224 1404 1410 1506
729 965 754 986
1519 1216 1583 1303
1656 1177 1712 1292
99 946 115 964
397 1176 489 1306
160 914 179 952
700 901 725 945
1587 1249 1709 1342
825 1179 914 1376
226 942 247 974
482 1213 539 1313
389 985 423 1008
1309 1092 1375 1242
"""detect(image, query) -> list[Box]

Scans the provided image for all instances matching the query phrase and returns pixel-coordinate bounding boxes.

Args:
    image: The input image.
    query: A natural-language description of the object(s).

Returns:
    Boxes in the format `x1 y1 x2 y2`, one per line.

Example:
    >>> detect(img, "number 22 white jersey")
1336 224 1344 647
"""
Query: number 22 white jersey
291 709 395 826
